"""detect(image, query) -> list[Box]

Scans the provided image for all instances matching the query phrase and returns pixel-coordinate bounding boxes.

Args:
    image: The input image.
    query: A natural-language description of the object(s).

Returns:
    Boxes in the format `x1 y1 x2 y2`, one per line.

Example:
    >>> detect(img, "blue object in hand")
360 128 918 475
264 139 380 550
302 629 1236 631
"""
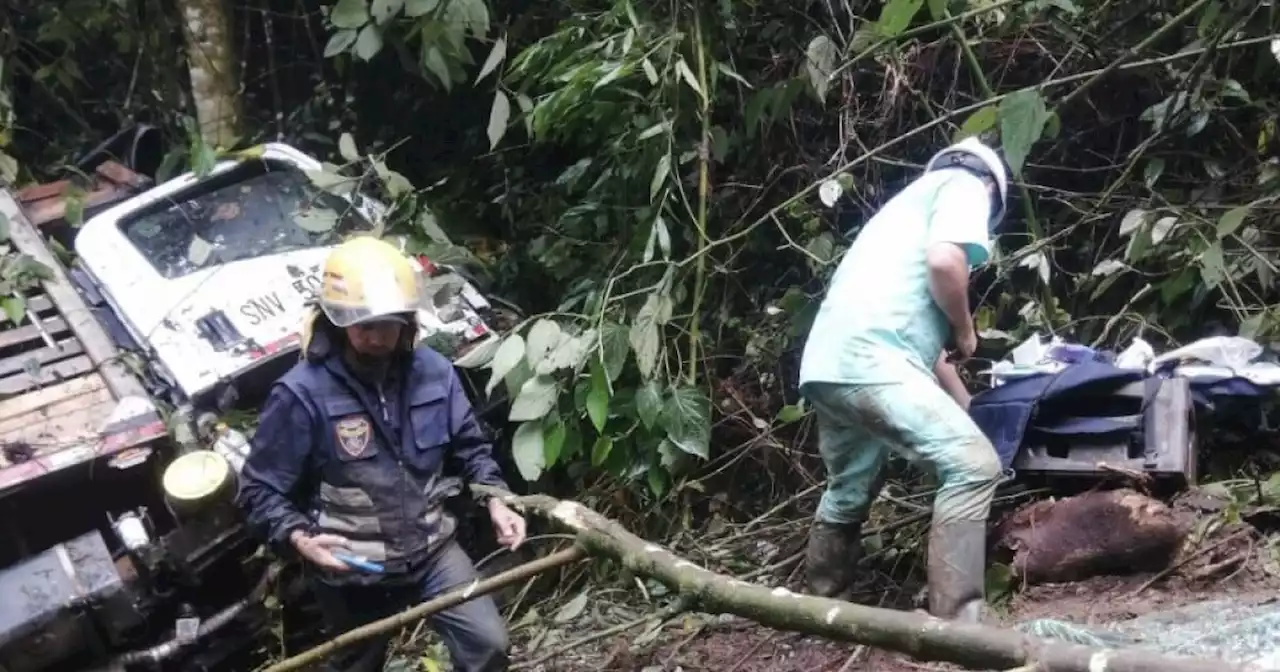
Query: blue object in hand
332 552 385 574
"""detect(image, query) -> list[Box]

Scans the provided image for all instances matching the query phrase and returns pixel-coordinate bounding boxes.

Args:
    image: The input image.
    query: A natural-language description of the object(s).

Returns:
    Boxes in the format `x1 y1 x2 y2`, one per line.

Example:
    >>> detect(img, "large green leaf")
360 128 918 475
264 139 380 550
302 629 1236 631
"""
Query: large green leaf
511 421 545 481
629 293 664 379
487 90 511 150
485 335 525 396
599 321 630 381
998 88 1050 177
509 374 559 422
330 0 370 29
662 386 711 459
635 381 664 429
1217 205 1250 239
876 0 925 37
586 363 610 433
524 318 562 368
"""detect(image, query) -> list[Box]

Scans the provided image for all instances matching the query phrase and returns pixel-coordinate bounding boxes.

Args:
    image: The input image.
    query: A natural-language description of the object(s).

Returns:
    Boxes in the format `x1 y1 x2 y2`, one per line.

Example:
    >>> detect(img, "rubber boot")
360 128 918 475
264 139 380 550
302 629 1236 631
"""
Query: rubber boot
926 520 988 622
804 520 863 598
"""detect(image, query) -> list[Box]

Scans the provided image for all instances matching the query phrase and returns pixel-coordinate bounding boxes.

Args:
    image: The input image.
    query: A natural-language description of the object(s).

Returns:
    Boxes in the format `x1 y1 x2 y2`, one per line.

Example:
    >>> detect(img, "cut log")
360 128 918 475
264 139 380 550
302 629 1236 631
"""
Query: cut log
473 485 1263 672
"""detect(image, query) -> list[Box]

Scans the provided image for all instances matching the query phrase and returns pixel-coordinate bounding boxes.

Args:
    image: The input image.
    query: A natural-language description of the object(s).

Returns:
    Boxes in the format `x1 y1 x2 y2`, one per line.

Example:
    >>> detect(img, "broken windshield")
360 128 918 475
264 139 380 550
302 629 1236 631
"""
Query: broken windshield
119 163 373 279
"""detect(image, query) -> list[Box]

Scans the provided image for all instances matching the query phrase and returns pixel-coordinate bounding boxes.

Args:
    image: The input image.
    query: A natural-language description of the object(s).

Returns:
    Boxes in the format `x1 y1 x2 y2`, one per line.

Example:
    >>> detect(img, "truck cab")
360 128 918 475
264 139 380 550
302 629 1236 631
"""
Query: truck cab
0 141 517 671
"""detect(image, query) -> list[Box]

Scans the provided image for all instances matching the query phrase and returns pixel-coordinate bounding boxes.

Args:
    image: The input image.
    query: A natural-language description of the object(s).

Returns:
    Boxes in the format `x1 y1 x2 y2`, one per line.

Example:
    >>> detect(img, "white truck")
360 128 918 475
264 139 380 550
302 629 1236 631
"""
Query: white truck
0 139 516 671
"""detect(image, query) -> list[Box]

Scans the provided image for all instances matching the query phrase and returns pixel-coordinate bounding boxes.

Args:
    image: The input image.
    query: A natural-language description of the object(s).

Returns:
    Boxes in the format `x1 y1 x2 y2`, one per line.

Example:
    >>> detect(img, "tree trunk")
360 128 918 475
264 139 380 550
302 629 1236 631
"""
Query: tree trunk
475 486 1267 672
175 0 243 148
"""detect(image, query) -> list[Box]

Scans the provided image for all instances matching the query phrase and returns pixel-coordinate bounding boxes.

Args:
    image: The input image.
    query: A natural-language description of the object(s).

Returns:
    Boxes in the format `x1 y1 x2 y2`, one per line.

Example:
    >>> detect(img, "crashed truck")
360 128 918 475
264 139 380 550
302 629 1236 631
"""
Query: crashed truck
0 138 517 671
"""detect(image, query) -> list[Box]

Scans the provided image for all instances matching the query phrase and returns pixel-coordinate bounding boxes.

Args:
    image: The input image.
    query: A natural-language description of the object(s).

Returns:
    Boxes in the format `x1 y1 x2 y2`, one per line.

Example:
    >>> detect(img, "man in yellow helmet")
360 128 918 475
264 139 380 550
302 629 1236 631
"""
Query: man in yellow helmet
237 236 526 672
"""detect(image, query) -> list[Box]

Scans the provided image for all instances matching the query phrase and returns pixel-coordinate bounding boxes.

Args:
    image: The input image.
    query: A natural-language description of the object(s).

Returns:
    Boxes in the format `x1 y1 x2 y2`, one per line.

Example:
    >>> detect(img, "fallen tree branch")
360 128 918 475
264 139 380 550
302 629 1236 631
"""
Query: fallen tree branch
261 546 587 672
474 485 1265 672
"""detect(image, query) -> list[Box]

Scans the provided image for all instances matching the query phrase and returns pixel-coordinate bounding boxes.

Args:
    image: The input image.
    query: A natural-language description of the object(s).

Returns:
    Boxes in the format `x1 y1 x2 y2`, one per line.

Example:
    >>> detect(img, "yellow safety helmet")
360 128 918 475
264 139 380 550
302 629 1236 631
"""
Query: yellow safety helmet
318 236 421 328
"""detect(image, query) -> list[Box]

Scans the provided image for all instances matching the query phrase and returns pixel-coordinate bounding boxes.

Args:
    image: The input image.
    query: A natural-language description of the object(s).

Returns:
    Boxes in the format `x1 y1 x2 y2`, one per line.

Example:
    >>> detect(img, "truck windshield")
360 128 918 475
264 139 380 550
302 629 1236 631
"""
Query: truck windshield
119 164 374 279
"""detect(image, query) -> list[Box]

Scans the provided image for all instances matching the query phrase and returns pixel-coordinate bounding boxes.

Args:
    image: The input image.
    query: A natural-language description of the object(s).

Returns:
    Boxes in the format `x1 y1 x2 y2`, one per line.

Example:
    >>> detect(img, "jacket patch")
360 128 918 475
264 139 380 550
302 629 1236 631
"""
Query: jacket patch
335 414 373 458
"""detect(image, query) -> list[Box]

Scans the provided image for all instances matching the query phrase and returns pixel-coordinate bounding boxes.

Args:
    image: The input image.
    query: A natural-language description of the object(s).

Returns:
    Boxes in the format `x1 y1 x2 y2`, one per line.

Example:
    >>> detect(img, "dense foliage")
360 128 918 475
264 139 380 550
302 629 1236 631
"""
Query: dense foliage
2 0 1279 518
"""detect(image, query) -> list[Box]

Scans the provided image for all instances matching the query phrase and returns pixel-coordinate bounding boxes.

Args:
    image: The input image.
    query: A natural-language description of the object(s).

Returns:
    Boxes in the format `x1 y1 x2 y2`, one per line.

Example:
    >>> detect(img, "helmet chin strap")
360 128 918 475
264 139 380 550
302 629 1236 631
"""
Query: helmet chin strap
932 152 1004 230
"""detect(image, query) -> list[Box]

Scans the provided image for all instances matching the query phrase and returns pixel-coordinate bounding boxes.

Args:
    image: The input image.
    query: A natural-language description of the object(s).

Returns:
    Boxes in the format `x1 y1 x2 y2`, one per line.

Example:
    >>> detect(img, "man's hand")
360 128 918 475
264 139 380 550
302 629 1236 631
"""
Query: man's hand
289 530 352 572
949 323 978 362
487 498 527 551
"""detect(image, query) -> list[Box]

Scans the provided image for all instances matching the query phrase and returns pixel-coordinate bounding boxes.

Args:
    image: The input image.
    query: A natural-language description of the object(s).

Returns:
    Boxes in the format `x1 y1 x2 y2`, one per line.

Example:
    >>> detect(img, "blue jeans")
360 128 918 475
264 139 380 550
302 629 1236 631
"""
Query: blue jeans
804 372 1001 526
311 542 509 672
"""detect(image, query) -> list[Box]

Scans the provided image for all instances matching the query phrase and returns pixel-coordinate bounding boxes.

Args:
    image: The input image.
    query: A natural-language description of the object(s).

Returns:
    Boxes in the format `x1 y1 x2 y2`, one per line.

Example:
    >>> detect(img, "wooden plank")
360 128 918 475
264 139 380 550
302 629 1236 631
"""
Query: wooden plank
24 185 130 227
0 374 106 423
0 382 114 436
0 191 145 400
25 294 54 316
95 161 148 189
0 355 97 397
0 338 85 378
15 179 73 205
0 400 116 463
0 317 70 352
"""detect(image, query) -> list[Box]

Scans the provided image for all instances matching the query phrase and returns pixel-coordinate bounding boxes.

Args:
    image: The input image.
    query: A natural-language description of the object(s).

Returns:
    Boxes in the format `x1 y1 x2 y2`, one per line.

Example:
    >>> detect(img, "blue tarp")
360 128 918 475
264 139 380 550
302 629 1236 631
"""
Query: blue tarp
969 359 1277 470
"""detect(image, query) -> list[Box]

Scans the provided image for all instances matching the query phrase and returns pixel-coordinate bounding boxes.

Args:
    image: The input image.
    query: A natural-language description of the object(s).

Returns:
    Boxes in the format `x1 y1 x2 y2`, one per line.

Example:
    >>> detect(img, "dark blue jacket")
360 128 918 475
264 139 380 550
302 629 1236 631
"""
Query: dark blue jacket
236 330 509 585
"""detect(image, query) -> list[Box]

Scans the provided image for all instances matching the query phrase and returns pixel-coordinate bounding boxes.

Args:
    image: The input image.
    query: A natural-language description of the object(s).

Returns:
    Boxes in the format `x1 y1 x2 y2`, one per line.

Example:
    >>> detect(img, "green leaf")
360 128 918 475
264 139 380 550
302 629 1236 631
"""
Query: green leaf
1217 205 1250 239
662 386 711 459
485 334 525 396
370 0 403 24
590 436 613 466
776 403 807 424
524 319 562 368
629 293 663 379
543 417 566 466
1 295 25 324
955 106 998 142
586 364 610 433
650 153 671 202
475 36 507 84
875 0 925 37
511 421 545 481
330 0 370 29
1199 242 1226 288
0 213 9 243
487 90 511 150
509 374 559 422
675 59 704 101
403 0 439 17
926 0 948 19
998 88 1050 177
599 321 630 381
424 47 452 90
646 465 668 498
354 24 384 61
635 381 663 429
338 132 360 162
537 334 590 375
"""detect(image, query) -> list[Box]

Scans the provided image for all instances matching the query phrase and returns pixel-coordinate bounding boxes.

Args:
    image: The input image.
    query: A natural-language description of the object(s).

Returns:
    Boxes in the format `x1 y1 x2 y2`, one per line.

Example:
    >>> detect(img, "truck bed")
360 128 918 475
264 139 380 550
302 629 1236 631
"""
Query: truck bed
0 188 166 495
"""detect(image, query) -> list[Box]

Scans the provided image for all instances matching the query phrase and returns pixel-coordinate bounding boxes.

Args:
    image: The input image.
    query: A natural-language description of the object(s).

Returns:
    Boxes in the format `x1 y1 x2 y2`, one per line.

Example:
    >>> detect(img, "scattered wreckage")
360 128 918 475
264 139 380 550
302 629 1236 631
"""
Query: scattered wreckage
0 135 517 671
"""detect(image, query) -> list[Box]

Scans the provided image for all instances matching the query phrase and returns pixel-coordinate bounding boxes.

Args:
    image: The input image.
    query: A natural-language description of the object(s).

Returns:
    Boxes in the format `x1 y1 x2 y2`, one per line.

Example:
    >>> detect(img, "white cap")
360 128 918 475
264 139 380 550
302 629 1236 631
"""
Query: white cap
924 137 1009 224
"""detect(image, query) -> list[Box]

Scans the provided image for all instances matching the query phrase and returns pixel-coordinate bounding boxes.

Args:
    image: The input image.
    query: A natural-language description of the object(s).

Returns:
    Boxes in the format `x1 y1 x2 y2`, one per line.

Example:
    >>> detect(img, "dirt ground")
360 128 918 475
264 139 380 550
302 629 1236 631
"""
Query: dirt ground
511 510 1280 672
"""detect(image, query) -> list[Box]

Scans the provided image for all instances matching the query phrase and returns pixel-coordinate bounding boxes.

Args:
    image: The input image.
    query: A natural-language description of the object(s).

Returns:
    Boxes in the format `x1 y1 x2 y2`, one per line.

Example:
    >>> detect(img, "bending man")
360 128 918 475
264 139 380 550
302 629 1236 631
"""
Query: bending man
798 138 1009 622
238 236 526 671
